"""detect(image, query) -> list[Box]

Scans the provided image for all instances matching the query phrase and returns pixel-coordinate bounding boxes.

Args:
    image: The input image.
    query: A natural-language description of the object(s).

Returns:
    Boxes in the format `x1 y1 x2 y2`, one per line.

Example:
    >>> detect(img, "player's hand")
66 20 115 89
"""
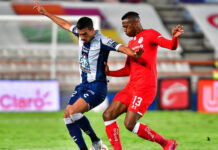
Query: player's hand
104 62 110 75
33 0 47 15
172 25 184 38
134 48 144 58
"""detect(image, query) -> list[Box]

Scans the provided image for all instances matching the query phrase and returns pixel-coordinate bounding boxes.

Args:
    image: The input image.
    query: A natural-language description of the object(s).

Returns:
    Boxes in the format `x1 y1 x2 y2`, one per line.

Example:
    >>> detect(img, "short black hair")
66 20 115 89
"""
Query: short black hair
76 17 93 30
121 11 140 20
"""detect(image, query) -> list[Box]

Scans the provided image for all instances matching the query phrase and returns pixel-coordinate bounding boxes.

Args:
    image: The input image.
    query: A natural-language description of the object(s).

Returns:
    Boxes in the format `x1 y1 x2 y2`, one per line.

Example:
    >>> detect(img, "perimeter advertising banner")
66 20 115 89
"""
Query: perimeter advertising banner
0 80 60 112
179 0 218 3
198 80 218 113
158 78 191 110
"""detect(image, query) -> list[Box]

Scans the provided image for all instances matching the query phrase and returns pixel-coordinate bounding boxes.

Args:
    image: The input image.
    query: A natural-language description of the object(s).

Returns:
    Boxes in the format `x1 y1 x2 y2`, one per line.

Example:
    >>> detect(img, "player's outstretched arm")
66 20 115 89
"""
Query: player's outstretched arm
33 1 72 31
118 45 143 58
156 25 184 50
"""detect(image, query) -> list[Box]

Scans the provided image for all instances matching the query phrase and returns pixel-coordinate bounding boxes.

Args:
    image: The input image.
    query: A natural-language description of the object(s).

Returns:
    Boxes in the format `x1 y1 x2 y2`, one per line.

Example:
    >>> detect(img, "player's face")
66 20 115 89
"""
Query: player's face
122 19 137 37
77 27 95 43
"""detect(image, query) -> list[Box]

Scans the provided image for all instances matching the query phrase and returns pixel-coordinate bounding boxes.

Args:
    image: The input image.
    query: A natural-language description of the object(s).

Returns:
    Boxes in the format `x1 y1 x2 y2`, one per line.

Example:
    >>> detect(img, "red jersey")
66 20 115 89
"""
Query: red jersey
109 29 178 92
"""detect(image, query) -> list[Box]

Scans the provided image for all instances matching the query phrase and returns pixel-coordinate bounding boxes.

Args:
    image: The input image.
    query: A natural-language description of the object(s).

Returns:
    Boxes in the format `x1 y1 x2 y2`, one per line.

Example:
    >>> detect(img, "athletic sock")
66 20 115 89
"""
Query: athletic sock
76 116 100 143
132 122 168 147
65 119 88 150
104 120 122 150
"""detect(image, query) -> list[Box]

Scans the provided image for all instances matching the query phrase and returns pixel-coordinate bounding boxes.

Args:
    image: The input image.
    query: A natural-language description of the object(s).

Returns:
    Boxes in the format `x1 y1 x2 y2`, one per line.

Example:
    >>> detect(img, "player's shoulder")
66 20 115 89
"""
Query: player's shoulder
145 29 159 34
100 32 121 49
100 34 119 47
143 29 161 37
100 34 110 41
93 30 112 44
95 30 104 39
100 33 112 43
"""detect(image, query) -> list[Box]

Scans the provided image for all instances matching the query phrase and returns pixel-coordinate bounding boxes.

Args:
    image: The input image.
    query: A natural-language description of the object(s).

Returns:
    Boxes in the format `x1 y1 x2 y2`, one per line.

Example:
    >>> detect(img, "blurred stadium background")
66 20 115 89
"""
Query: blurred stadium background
0 0 218 149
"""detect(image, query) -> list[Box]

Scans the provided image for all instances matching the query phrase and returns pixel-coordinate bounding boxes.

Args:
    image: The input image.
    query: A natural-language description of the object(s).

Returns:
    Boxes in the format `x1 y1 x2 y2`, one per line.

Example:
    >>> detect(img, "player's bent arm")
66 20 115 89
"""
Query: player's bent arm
157 24 183 50
157 36 178 50
43 12 72 32
108 67 130 77
149 29 178 50
107 57 130 77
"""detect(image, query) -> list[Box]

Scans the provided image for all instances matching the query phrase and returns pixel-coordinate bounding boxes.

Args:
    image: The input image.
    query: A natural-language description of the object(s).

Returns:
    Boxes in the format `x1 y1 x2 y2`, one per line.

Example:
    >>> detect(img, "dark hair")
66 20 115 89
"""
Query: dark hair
121 11 140 20
76 17 93 30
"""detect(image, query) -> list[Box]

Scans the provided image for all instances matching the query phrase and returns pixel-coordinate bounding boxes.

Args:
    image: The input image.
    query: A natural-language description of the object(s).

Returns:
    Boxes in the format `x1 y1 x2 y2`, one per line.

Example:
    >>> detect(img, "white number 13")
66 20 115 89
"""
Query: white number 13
133 96 142 107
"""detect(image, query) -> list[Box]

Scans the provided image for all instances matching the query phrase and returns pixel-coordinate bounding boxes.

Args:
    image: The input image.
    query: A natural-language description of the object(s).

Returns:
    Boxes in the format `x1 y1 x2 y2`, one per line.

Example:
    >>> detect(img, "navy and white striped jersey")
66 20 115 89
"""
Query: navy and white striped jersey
70 25 121 83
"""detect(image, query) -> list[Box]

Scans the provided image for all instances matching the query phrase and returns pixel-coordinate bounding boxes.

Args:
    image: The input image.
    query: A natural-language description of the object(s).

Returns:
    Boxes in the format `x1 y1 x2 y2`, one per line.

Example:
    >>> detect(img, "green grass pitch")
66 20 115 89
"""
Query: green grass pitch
0 111 218 150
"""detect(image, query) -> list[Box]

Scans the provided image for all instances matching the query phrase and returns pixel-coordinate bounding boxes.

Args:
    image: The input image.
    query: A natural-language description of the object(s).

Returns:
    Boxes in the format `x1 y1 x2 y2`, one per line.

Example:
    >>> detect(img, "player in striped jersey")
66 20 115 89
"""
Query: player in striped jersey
34 2 143 150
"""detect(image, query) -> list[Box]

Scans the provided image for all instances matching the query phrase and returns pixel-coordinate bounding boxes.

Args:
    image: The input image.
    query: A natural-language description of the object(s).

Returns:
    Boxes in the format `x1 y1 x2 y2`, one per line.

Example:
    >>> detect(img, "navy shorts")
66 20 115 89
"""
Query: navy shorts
68 81 107 110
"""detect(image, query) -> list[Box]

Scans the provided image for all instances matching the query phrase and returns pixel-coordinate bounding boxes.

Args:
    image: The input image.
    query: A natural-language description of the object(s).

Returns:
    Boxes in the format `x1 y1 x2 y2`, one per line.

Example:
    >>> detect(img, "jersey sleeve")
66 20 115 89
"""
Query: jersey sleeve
70 25 79 37
150 29 178 50
108 56 130 77
157 36 178 50
101 36 121 51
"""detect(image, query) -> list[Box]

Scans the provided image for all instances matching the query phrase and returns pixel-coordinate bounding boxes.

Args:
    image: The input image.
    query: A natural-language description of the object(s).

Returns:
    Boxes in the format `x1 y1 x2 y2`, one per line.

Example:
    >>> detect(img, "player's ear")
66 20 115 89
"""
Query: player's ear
135 21 140 27
89 28 95 34
90 27 94 32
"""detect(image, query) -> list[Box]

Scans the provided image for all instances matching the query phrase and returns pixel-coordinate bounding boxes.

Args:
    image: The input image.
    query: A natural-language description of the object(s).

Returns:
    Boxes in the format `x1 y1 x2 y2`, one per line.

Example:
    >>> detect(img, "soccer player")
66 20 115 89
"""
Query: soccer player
103 12 184 150
34 2 143 150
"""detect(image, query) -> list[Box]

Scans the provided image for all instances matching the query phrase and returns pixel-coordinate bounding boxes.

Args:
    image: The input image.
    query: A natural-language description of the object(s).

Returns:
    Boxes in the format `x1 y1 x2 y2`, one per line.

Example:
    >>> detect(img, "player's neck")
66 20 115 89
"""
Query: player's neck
89 31 97 43
135 28 143 36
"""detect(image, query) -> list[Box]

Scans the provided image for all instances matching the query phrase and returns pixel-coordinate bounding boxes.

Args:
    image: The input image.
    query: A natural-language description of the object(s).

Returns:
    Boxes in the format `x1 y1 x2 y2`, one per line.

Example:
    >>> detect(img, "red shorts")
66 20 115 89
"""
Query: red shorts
113 86 156 116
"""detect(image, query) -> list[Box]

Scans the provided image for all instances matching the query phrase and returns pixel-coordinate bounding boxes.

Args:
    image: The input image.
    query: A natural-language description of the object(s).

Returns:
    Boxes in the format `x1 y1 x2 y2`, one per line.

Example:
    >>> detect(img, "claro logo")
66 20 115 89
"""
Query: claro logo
0 89 51 110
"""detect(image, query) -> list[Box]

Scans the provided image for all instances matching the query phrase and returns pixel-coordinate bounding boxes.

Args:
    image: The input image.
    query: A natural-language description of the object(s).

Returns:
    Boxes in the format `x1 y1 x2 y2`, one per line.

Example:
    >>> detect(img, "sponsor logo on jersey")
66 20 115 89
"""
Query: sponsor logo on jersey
132 44 143 50
80 54 91 74
82 45 89 53
138 37 143 44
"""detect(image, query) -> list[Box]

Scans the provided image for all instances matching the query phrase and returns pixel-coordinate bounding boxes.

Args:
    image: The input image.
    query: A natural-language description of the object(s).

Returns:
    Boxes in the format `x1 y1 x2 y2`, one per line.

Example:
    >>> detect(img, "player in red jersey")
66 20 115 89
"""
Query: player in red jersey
103 12 184 150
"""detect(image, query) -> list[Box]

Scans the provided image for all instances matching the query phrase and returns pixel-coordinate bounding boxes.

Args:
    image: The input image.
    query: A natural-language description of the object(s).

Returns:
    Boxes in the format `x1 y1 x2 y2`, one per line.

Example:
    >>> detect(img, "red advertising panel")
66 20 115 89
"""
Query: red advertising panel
158 78 191 110
198 80 218 113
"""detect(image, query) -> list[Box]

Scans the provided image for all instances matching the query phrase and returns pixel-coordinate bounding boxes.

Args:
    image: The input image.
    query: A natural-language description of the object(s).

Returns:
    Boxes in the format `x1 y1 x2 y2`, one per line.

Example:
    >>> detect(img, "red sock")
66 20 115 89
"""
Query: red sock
136 123 168 147
105 120 122 150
